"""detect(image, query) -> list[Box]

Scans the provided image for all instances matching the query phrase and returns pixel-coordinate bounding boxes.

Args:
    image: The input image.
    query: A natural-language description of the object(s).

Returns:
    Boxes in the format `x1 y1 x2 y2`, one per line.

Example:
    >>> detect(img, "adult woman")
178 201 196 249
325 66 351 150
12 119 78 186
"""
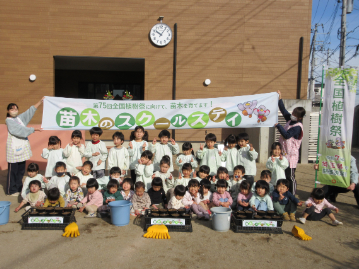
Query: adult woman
275 90 306 195
6 97 44 196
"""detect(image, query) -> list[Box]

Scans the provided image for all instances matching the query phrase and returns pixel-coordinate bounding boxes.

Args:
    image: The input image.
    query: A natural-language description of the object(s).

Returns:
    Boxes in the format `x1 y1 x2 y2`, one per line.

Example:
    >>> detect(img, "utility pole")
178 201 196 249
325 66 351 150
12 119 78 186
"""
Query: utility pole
339 0 347 66
309 24 319 101
327 48 330 66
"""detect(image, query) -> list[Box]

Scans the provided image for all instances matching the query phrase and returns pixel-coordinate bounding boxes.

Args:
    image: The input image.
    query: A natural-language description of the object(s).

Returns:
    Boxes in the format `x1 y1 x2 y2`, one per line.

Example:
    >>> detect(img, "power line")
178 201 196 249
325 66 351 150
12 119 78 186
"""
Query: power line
313 0 321 22
316 1 329 24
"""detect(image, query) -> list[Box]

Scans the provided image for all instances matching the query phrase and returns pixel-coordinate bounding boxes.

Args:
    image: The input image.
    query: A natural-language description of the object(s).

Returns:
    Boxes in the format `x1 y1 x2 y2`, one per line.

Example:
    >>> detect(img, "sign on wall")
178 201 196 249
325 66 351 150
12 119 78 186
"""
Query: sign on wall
317 68 358 187
41 92 278 130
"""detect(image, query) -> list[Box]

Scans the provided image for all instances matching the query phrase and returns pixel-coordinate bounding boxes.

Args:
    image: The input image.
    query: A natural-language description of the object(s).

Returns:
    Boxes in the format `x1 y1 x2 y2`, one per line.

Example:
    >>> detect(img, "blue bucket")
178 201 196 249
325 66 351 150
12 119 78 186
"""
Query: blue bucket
109 200 132 226
0 201 11 225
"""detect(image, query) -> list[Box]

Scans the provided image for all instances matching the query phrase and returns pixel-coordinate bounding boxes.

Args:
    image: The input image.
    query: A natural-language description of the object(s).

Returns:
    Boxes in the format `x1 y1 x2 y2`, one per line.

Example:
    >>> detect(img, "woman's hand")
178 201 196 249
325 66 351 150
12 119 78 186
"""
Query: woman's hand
277 90 281 100
34 97 45 109
34 128 43 132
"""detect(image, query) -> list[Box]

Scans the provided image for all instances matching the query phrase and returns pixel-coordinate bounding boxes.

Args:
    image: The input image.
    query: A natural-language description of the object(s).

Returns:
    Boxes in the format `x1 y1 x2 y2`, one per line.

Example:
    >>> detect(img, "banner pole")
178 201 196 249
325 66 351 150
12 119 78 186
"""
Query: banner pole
315 65 325 188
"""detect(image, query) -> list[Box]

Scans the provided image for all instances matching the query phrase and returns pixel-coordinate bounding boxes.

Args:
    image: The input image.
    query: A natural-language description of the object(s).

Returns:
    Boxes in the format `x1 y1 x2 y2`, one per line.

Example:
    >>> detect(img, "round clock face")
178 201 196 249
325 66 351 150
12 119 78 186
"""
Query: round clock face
150 23 172 47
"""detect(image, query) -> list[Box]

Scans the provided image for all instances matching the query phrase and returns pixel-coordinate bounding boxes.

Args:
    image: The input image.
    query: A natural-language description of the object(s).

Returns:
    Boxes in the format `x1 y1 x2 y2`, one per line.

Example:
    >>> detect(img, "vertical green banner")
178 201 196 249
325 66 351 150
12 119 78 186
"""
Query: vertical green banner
317 68 358 188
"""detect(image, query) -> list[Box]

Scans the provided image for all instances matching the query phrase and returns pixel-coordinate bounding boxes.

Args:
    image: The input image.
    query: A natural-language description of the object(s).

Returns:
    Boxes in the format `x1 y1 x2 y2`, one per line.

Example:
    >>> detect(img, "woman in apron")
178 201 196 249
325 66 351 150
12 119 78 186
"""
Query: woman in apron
6 97 44 196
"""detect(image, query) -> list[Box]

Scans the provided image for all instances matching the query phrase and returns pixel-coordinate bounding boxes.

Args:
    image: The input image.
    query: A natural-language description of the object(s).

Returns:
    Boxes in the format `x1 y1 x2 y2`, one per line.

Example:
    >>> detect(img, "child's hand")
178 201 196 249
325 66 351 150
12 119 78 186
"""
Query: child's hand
279 154 283 160
226 174 230 181
185 206 190 209
76 166 82 171
193 201 197 205
129 141 133 149
135 210 140 215
307 203 312 208
147 160 152 166
335 208 339 213
191 158 194 162
297 201 303 207
78 206 85 213
121 170 126 176
249 143 254 151
81 183 86 187
142 142 147 149
271 155 275 162
313 164 319 170
279 193 284 200
193 171 197 178
199 144 204 150
212 176 216 183
152 173 156 179
224 146 228 151
35 201 42 207
152 138 157 145
92 152 100 156
42 176 49 183
14 207 20 213
218 150 222 156
252 205 257 211
48 145 54 150
97 160 102 166
69 142 74 146
152 205 158 209
179 159 182 163
169 174 173 180
138 159 142 164
242 202 248 207
170 139 176 145
178 173 182 179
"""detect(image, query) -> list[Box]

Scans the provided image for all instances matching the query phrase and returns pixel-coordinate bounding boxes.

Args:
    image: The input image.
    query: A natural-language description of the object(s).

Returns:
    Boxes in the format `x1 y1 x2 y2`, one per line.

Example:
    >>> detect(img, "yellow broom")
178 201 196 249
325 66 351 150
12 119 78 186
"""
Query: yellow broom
143 225 170 239
292 225 312 241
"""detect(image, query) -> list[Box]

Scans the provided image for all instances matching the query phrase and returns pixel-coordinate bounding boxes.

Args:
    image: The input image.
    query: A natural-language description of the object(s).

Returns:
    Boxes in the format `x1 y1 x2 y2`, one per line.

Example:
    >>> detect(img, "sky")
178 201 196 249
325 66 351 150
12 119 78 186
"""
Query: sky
310 0 359 105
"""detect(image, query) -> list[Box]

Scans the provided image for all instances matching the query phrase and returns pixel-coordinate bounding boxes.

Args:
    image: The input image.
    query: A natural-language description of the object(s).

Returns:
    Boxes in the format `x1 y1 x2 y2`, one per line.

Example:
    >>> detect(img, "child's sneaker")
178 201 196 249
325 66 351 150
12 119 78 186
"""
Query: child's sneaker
207 210 211 215
298 217 306 224
332 220 343 226
197 213 204 220
204 214 210 221
289 213 296 221
282 212 290 221
84 212 96 218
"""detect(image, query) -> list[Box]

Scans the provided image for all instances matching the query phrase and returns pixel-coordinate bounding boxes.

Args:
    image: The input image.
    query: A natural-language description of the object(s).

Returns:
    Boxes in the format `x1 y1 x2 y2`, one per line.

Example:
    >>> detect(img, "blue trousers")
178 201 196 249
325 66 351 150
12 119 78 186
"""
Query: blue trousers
254 199 268 211
237 198 250 211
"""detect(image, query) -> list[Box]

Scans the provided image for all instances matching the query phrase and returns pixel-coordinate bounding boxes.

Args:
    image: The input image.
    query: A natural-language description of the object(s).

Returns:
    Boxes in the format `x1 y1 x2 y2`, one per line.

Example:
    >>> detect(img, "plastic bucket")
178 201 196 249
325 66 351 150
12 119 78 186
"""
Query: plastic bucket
210 207 232 232
0 201 11 225
109 200 132 226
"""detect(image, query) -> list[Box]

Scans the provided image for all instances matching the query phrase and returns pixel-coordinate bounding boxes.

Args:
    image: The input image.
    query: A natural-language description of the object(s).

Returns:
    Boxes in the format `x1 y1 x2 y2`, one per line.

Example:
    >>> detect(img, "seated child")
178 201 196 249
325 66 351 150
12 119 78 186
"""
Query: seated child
15 180 46 212
65 176 84 208
175 163 192 188
212 179 233 208
108 131 129 178
237 133 258 186
121 178 135 201
79 178 103 218
98 179 124 217
131 182 151 215
266 142 289 186
148 177 167 210
198 179 212 214
168 185 186 209
298 188 343 226
21 163 46 200
149 129 179 172
45 161 70 197
75 161 93 190
193 165 210 182
237 180 253 211
272 179 302 221
96 166 121 191
183 179 210 220
196 133 222 176
152 155 173 192
230 165 245 207
43 187 65 207
175 142 198 175
249 180 273 211
135 150 154 191
252 170 274 195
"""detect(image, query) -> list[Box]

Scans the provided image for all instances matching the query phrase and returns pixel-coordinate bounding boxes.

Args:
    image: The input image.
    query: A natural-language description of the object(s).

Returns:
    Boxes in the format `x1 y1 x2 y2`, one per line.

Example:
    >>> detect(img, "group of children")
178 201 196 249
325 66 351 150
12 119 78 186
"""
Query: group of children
14 125 343 225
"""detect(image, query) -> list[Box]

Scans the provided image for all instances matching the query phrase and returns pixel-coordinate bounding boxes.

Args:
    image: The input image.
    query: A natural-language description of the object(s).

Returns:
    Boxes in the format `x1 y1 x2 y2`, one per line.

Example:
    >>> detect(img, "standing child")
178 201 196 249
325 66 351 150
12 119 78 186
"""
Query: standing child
135 150 154 191
65 176 84 208
221 134 238 177
193 165 210 182
152 155 173 192
21 163 46 200
249 180 274 211
15 180 46 212
150 130 179 172
168 185 186 209
198 179 212 214
266 142 289 186
131 181 151 215
183 179 210 220
230 165 246 208
275 90 306 195
252 170 274 195
237 133 258 186
108 131 129 179
128 126 149 186
63 130 85 175
79 178 103 218
74 161 93 192
45 161 70 197
98 179 124 217
121 178 135 200
272 179 302 221
175 163 192 188
237 180 253 211
41 136 64 178
212 179 233 208
148 177 167 210
298 188 343 225
196 133 222 176
84 127 108 179
175 142 198 175
43 187 65 207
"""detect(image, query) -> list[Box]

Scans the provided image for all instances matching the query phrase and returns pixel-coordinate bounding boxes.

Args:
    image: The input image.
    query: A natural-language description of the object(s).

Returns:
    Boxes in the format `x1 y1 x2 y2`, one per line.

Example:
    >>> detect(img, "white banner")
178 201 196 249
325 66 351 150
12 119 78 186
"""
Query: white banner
41 92 278 130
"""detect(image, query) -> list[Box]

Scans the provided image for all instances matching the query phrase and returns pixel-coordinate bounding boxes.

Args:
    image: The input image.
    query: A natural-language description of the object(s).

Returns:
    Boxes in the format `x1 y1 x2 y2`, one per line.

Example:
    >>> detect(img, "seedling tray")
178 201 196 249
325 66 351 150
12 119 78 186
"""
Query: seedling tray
231 214 283 234
20 208 76 230
143 209 192 232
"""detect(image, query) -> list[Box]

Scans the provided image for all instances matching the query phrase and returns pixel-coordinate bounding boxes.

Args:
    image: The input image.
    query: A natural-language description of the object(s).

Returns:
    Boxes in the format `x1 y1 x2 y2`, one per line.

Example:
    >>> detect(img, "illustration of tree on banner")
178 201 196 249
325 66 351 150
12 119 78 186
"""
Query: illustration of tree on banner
317 68 358 188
